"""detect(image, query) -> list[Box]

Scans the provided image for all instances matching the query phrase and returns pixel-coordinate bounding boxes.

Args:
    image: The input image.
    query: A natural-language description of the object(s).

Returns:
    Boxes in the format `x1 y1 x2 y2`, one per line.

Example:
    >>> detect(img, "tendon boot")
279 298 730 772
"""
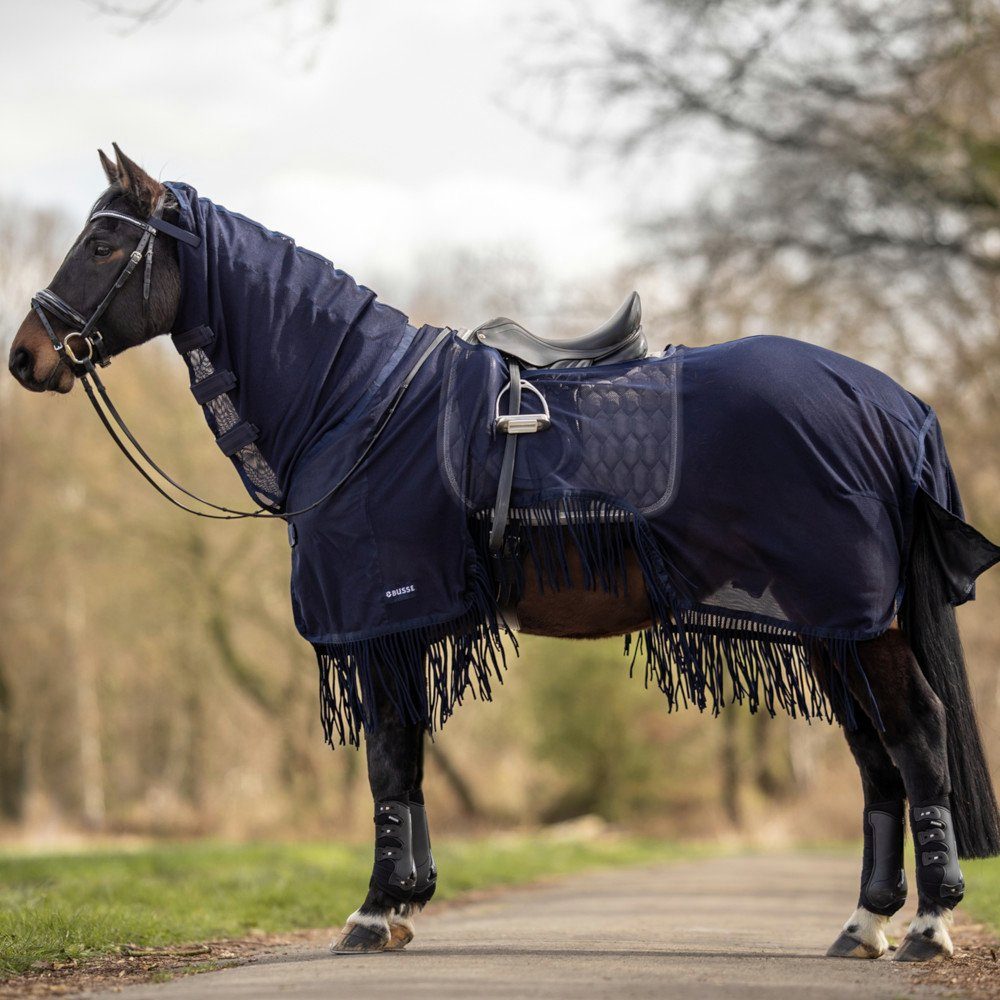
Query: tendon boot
910 800 964 908
859 800 908 916
827 799 907 959
410 799 437 905
372 799 416 901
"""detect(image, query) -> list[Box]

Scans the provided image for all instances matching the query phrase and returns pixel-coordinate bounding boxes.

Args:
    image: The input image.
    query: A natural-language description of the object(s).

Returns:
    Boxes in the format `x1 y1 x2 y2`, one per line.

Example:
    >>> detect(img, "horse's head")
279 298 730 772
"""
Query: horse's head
8 144 181 393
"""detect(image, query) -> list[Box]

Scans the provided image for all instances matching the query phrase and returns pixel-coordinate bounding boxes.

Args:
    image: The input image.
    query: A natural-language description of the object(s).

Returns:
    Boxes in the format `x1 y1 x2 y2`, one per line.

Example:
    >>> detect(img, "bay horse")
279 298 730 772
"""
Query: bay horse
8 146 1000 962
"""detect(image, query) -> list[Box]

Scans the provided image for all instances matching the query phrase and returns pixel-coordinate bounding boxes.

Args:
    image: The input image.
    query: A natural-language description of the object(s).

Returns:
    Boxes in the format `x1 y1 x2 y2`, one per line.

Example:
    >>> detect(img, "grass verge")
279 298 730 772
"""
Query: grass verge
963 856 1000 935
0 836 690 977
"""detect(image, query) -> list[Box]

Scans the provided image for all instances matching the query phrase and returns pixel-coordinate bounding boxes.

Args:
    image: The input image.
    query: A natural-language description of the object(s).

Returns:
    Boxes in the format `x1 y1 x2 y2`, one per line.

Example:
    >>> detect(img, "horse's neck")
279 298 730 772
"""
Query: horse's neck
206 217 418 466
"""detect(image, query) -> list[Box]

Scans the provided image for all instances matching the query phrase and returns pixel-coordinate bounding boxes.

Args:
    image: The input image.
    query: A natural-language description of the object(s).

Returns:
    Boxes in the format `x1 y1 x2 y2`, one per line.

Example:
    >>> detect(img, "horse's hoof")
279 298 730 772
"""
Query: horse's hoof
385 919 414 951
330 920 391 954
893 932 952 963
826 932 885 959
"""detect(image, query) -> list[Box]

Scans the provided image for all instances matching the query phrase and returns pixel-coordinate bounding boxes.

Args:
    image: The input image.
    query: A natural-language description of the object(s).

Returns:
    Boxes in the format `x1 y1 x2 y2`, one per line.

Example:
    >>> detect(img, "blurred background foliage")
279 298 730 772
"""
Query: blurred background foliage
0 0 998 848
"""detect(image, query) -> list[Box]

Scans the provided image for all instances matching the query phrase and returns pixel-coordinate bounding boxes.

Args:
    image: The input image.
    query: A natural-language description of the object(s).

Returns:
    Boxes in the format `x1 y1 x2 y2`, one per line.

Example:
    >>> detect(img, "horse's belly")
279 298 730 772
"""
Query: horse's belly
516 545 652 638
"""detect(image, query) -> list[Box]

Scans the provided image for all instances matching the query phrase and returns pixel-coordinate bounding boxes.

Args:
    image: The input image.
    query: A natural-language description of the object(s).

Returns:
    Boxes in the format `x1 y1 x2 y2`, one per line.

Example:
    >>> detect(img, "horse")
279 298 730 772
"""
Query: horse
8 145 1000 962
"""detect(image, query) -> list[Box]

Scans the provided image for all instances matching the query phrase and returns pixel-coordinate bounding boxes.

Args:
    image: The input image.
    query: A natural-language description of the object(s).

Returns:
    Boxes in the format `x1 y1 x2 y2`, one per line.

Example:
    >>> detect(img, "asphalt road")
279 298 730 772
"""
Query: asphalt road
93 853 949 999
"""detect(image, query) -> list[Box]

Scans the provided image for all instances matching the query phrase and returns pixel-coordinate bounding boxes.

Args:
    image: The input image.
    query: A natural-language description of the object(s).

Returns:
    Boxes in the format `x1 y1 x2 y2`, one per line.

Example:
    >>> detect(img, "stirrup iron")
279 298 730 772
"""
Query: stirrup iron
494 379 551 434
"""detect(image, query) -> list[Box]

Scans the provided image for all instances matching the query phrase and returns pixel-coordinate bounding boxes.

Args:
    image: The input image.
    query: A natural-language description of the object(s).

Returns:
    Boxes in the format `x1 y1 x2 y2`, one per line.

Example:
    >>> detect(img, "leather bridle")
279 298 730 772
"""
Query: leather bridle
32 193 197 369
30 197 449 521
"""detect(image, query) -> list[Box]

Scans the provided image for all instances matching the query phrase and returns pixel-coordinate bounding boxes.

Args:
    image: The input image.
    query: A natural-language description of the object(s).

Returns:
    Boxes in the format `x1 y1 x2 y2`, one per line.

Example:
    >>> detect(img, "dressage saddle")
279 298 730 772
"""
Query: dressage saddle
469 291 646 369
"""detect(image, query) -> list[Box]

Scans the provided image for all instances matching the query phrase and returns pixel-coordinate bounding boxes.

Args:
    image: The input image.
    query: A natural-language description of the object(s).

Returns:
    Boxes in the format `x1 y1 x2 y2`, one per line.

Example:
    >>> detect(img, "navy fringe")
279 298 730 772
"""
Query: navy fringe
475 495 871 729
316 495 875 746
314 559 509 747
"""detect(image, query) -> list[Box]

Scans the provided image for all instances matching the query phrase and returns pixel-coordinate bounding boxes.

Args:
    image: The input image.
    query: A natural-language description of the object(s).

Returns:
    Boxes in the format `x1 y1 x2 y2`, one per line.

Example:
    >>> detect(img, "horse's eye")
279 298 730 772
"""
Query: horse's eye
94 243 113 258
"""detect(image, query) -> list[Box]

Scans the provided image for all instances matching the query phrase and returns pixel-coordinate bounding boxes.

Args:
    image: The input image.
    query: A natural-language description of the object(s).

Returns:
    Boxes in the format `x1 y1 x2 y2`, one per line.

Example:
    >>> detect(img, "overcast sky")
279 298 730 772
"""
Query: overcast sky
0 0 640 306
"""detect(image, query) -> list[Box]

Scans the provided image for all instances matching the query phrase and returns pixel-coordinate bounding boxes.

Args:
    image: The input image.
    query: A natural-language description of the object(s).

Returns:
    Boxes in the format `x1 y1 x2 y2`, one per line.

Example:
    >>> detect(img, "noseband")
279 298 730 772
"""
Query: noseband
29 197 448 521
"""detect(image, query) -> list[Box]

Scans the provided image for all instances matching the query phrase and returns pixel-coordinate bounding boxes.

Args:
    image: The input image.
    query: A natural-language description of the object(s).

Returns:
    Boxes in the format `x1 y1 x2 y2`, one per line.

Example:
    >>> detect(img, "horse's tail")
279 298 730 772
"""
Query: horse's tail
901 500 1000 859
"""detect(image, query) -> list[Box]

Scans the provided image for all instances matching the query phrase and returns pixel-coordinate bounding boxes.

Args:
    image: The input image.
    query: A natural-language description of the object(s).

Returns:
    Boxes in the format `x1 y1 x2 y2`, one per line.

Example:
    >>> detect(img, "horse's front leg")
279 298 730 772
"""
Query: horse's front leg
331 684 433 954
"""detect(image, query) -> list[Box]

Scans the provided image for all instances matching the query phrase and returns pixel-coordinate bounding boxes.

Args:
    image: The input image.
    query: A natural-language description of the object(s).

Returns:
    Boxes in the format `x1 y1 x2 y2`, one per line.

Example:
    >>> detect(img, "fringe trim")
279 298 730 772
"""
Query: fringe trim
472 495 872 729
316 494 874 747
314 559 509 747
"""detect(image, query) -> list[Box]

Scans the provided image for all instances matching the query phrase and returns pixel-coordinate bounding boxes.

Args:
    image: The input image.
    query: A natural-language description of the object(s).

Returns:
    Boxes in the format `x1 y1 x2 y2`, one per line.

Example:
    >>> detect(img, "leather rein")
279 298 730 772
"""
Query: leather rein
31 198 447 521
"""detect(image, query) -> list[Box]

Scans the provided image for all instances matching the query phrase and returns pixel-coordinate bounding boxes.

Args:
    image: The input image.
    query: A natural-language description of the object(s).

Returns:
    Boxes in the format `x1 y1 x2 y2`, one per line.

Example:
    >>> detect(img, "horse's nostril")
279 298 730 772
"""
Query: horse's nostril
9 346 34 384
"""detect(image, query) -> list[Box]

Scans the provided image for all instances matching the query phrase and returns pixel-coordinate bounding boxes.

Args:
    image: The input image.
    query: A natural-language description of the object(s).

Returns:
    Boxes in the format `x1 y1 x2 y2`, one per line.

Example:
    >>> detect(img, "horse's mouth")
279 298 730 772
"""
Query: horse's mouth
43 361 75 394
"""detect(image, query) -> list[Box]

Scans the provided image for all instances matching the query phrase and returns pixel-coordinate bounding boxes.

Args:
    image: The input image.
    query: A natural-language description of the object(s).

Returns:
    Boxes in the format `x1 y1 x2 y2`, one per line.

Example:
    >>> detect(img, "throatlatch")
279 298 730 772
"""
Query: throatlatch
858 800 907 916
371 800 417 901
910 800 965 908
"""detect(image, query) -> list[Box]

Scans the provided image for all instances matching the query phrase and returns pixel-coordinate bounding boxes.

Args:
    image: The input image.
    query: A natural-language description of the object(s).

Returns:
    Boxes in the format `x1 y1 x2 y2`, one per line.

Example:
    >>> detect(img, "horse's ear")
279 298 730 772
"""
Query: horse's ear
111 142 163 215
98 148 119 185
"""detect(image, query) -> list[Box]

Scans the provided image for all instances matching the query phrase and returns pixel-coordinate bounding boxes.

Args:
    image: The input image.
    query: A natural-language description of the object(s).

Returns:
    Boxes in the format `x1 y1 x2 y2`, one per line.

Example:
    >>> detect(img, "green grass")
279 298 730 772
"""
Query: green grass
963 856 1000 935
0 836 688 977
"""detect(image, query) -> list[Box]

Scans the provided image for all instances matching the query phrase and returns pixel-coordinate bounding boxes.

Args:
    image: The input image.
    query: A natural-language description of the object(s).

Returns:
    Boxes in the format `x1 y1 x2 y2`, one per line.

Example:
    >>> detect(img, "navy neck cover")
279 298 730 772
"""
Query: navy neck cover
167 182 1000 746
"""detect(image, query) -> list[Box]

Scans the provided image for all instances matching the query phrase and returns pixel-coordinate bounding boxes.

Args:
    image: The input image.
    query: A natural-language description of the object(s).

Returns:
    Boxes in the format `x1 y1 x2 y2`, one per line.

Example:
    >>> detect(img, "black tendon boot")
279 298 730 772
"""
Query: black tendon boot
409 799 437 905
910 800 965 908
372 799 417 901
859 800 908 916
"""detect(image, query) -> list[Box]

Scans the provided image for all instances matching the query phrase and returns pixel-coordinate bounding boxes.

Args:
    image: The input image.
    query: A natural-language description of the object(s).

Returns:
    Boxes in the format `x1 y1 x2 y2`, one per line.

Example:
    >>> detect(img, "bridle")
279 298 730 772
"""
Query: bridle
31 193 192 370
30 195 449 521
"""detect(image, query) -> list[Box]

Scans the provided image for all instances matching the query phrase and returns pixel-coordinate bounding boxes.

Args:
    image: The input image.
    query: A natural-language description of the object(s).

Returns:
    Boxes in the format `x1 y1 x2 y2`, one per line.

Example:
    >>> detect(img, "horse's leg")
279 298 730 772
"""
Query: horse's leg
330 685 424 954
385 734 437 951
826 696 907 959
852 631 963 962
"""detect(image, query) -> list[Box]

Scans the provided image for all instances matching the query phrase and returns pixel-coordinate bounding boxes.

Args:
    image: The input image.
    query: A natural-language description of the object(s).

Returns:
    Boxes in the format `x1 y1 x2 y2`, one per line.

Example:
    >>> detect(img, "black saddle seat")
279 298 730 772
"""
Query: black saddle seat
471 291 646 369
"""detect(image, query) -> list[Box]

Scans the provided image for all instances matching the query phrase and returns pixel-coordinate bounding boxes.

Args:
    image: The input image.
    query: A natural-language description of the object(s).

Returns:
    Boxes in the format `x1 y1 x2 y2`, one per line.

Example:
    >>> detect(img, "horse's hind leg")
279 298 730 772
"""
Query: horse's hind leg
826 697 907 959
330 683 431 955
852 631 963 962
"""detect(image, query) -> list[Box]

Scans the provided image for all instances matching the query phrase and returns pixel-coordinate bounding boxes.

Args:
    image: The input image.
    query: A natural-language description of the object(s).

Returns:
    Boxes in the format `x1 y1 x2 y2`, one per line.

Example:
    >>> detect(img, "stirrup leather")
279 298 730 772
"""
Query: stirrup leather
489 362 550 555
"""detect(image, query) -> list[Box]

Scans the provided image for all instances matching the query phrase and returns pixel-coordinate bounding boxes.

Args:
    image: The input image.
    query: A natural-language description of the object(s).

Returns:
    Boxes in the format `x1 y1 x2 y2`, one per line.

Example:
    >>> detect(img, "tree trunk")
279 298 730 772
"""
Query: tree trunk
720 685 743 828
67 573 106 831
752 712 795 799
427 741 481 818
0 657 25 822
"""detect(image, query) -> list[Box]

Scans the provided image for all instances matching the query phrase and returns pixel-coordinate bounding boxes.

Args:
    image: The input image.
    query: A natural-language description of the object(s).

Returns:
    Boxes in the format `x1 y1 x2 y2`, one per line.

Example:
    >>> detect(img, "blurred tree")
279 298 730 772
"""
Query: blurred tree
545 0 1000 405
407 243 548 332
0 656 25 823
84 0 338 65
544 0 1000 806
0 203 73 827
86 0 336 28
528 638 657 822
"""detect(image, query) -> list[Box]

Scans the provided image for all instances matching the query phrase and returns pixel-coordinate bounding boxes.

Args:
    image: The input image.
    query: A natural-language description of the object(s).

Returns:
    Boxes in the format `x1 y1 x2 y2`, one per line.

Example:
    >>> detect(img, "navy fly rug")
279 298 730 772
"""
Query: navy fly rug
166 182 1000 745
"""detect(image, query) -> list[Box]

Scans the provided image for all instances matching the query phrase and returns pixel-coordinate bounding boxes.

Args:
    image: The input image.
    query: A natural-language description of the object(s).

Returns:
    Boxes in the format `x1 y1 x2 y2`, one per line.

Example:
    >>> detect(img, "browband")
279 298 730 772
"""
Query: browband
90 208 201 248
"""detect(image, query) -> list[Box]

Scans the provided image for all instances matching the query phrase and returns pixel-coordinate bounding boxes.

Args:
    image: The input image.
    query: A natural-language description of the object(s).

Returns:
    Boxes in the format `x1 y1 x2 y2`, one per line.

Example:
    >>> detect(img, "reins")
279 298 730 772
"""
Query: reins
31 199 447 522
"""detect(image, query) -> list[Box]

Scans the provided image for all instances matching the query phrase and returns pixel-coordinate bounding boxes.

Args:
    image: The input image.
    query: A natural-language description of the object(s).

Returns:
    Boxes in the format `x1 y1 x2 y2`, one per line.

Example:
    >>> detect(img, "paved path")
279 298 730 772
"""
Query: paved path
96 853 950 1000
